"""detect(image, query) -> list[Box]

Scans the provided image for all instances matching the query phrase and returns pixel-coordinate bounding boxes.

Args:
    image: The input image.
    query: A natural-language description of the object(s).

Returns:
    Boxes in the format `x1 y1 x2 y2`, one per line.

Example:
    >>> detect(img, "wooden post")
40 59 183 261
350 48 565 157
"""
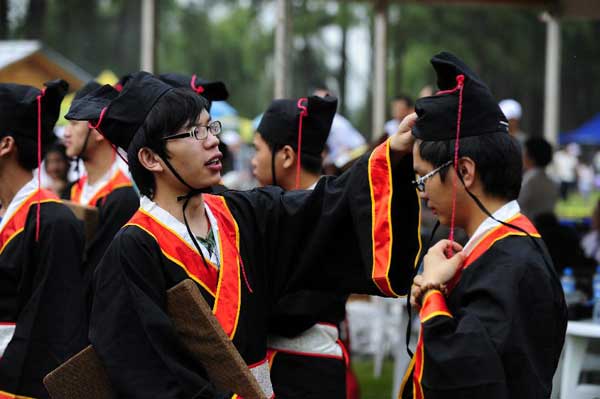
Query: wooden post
274 0 291 98
140 0 156 73
542 12 561 146
372 0 388 141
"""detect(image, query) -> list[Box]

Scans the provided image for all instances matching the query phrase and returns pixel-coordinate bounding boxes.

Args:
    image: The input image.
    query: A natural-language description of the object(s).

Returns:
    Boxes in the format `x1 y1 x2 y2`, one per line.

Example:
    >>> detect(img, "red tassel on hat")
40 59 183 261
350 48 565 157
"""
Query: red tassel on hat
295 98 308 189
435 74 465 256
190 74 205 94
35 88 46 242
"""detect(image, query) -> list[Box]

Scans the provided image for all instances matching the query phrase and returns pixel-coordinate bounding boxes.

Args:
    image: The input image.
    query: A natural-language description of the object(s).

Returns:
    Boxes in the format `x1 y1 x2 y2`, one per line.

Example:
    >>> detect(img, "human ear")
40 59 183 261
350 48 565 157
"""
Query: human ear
0 136 15 158
458 157 476 188
281 145 296 170
138 147 164 173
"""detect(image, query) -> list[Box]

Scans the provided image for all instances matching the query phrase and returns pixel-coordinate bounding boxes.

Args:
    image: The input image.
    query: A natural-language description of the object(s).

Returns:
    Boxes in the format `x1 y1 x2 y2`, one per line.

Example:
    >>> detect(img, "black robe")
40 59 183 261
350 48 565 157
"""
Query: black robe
90 142 421 398
69 168 139 274
0 190 87 399
267 284 348 399
400 214 567 399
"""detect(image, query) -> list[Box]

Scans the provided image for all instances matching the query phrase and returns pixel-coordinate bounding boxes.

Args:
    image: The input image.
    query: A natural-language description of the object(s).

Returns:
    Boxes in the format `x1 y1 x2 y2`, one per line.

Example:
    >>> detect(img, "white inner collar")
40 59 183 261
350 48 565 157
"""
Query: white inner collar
0 176 38 234
139 195 220 266
462 200 521 256
80 161 121 205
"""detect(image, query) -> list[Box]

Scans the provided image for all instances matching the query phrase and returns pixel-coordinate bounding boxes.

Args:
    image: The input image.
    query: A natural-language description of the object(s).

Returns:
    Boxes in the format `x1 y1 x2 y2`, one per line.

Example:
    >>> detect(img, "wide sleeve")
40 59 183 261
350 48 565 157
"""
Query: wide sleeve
89 227 231 399
225 139 421 299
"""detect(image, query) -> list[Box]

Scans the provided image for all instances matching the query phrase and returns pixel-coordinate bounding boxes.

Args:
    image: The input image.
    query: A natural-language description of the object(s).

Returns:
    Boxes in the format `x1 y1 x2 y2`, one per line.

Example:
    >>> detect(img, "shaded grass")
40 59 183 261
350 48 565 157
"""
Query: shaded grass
556 191 599 220
351 357 395 399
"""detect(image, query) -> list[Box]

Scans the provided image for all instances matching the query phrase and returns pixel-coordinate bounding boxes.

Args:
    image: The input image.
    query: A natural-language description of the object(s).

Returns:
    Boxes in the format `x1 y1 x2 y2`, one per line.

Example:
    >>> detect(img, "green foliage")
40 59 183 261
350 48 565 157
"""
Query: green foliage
4 1 600 137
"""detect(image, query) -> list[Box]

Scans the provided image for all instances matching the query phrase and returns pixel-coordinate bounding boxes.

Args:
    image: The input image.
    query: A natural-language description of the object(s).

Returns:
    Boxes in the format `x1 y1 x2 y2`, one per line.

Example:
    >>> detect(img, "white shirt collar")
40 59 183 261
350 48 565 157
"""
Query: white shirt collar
306 176 322 191
139 195 220 265
462 200 521 256
80 161 121 205
0 175 37 233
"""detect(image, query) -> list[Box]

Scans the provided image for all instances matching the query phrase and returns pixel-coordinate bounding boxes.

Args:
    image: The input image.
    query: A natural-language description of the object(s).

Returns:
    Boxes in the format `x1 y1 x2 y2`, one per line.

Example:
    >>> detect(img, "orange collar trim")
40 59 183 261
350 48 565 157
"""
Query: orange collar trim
0 189 59 254
71 168 132 206
126 194 242 338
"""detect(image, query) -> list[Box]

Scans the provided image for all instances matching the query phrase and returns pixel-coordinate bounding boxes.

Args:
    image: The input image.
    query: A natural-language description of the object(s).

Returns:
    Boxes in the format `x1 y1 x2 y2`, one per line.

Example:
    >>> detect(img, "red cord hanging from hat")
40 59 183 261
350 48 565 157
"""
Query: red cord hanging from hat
190 74 205 94
296 98 308 189
435 74 465 256
35 89 46 242
88 106 129 166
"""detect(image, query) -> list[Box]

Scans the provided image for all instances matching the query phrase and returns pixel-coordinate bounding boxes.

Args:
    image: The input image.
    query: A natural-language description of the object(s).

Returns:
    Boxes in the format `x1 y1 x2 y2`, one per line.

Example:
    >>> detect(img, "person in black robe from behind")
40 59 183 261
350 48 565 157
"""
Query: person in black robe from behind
401 52 567 399
0 80 87 398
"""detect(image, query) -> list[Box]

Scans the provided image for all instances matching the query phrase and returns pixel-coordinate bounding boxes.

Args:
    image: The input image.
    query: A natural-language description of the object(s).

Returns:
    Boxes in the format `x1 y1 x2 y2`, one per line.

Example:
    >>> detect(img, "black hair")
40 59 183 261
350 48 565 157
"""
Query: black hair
392 94 414 108
418 132 522 200
265 139 323 175
0 132 56 170
127 88 209 198
46 142 69 162
524 137 553 168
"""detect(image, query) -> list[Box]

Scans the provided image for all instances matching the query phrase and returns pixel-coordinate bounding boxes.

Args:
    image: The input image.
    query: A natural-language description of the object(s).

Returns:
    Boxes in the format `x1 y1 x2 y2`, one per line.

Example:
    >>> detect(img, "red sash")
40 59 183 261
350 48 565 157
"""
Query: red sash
404 213 540 399
125 194 242 338
446 213 540 292
70 168 132 206
0 189 59 255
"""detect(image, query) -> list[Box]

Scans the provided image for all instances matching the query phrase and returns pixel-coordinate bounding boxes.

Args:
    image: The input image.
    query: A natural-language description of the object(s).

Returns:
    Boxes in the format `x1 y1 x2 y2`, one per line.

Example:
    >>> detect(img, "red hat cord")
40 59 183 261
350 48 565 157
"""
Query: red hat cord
435 74 465 256
35 88 46 242
295 98 308 189
190 74 205 94
88 106 129 166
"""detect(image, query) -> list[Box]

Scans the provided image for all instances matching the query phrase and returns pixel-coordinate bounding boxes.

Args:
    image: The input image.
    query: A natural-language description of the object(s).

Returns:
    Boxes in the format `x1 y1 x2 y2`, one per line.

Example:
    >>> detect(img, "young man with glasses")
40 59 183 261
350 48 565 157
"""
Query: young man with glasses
67 72 421 398
400 52 566 399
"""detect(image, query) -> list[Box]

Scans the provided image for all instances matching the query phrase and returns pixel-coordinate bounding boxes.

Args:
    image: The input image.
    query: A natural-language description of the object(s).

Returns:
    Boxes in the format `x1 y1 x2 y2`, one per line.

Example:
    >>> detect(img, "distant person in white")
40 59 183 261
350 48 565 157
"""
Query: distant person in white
499 99 527 143
582 199 600 263
313 87 366 169
384 95 414 137
551 143 580 200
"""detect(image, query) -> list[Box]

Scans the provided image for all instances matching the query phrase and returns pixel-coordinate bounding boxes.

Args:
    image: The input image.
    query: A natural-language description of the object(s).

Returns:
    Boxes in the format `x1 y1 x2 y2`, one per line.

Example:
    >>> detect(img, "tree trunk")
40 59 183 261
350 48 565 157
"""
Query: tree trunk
24 0 46 39
338 3 349 116
0 0 8 39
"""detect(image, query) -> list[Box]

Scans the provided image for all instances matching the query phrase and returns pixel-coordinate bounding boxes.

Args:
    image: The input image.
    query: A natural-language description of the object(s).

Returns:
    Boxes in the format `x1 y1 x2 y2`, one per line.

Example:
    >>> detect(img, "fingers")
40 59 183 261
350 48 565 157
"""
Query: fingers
396 112 418 134
447 250 466 269
413 274 424 287
429 239 463 256
410 284 422 309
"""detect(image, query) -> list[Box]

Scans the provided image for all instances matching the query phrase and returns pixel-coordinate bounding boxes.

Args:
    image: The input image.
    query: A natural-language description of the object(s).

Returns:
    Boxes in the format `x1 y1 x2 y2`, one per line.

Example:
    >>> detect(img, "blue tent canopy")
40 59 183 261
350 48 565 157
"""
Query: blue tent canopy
210 101 238 118
559 113 600 145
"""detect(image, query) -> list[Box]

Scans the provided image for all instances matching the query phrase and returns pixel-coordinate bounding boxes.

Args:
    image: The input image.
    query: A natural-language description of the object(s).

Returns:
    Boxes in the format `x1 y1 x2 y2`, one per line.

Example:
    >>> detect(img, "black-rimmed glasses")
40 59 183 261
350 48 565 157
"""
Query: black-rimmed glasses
163 120 222 141
412 160 453 192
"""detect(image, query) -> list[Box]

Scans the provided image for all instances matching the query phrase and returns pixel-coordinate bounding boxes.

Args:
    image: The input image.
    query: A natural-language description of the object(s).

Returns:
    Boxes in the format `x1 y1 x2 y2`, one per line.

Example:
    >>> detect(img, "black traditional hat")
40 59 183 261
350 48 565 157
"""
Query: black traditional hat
158 73 228 108
257 95 337 156
257 95 337 188
72 80 102 103
65 71 173 151
114 73 133 92
413 52 508 142
0 79 68 146
0 79 68 240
